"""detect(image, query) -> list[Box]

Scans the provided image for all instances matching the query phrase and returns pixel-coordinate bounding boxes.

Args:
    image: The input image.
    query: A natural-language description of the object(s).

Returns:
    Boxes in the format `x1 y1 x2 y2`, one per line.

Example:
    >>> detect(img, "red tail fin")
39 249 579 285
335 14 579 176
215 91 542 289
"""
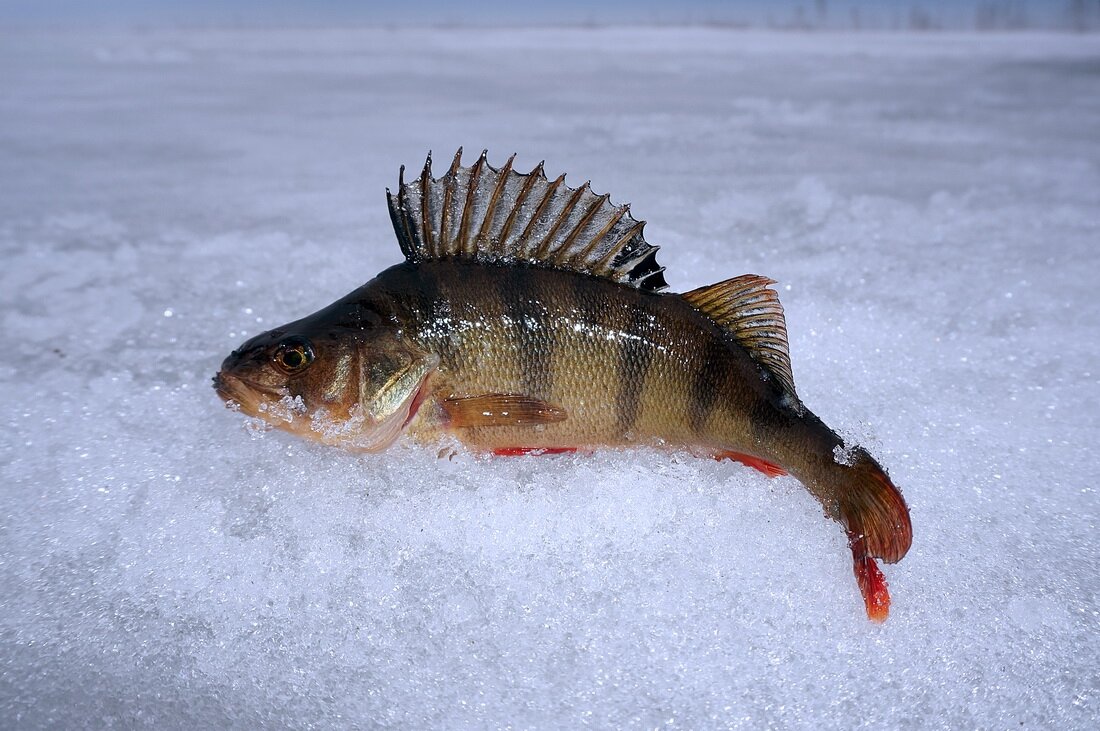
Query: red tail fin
850 532 891 622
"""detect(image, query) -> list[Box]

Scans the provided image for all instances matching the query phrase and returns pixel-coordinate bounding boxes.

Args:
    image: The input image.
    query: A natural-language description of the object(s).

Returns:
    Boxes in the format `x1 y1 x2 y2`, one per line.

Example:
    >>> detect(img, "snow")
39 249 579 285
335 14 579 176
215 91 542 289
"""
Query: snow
2 27 1099 729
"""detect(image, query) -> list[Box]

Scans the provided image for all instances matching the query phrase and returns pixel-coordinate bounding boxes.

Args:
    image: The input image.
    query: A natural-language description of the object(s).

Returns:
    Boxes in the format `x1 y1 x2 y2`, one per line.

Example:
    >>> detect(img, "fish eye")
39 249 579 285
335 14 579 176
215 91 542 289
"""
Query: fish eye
274 337 314 373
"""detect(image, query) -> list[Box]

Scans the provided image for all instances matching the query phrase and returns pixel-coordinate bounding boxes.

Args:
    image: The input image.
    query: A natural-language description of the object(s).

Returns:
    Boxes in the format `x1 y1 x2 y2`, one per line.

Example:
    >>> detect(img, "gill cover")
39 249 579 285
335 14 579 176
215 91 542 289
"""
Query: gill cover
324 345 438 452
362 347 437 423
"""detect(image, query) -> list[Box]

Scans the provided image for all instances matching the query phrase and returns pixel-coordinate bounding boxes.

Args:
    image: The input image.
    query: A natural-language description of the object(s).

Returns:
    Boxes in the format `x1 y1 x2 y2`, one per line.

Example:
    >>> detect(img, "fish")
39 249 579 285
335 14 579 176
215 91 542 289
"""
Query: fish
214 149 912 621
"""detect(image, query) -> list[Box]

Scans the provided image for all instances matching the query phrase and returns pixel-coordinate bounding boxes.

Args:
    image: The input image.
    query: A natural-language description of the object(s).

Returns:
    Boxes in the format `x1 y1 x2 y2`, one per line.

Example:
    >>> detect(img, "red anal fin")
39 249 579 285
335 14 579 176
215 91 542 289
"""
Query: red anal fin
713 451 787 478
493 447 578 457
850 533 891 623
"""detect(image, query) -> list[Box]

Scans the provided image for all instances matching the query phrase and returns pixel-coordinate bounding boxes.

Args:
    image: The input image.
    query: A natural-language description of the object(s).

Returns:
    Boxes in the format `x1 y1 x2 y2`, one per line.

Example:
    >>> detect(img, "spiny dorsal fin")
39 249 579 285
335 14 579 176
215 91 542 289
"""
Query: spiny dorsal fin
682 275 798 399
386 149 668 292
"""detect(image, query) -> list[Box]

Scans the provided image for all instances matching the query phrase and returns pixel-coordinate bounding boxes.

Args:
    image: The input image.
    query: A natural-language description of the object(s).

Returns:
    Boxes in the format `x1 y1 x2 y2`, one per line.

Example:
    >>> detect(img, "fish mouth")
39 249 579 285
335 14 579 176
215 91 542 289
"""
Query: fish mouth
212 371 287 414
212 371 236 402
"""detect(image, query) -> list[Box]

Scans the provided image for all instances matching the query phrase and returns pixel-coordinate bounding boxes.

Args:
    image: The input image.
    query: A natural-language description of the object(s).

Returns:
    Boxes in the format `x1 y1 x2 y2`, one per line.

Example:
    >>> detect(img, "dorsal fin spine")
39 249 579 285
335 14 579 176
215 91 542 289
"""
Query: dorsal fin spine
535 181 589 261
387 164 416 260
458 151 486 256
477 153 515 251
637 266 667 287
520 173 566 258
598 219 646 279
579 203 629 269
594 218 644 276
624 250 661 285
438 149 463 256
386 189 406 258
561 191 609 263
397 166 416 255
499 161 543 252
570 194 620 265
419 152 434 258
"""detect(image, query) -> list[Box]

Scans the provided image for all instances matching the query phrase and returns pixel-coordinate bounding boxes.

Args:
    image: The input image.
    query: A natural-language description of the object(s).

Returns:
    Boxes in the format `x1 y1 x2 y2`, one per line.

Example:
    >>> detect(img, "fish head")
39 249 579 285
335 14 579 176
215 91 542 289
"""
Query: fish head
214 318 437 451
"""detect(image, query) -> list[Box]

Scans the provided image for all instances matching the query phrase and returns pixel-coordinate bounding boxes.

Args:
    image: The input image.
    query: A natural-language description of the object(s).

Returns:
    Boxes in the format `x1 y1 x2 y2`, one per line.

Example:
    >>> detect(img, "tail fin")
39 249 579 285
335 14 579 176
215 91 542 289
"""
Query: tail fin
837 449 911 622
838 448 912 564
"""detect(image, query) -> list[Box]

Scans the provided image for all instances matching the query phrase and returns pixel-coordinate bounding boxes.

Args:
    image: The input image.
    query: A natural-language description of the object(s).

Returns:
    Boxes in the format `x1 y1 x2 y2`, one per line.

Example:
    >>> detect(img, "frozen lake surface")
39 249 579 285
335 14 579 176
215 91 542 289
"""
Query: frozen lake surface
2 27 1098 728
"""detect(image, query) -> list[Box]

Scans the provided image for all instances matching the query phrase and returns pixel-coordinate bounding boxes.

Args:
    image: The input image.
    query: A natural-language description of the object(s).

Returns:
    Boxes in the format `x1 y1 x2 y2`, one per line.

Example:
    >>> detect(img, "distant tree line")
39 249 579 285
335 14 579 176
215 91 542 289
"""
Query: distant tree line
745 1 1100 31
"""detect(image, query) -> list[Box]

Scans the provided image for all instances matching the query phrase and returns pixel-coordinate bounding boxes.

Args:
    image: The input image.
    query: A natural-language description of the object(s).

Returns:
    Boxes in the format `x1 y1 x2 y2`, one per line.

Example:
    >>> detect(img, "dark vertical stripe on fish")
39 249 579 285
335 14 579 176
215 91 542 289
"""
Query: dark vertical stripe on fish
412 267 459 373
567 266 605 332
616 305 654 436
507 266 555 399
690 336 727 434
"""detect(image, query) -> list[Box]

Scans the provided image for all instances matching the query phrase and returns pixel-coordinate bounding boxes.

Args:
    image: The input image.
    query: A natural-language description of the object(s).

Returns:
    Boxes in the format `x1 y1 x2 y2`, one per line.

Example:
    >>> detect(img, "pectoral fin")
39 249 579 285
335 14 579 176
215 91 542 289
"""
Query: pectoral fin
442 394 567 429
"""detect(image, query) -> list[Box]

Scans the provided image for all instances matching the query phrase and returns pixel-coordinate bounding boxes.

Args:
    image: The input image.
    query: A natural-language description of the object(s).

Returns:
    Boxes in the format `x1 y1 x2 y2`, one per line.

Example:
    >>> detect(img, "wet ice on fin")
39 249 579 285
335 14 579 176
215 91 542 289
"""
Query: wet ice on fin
386 148 668 292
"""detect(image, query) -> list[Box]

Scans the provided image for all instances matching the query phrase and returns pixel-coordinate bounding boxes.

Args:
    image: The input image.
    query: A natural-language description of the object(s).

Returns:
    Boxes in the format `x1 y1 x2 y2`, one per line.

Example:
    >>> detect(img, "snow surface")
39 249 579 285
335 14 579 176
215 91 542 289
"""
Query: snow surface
2 27 1099 729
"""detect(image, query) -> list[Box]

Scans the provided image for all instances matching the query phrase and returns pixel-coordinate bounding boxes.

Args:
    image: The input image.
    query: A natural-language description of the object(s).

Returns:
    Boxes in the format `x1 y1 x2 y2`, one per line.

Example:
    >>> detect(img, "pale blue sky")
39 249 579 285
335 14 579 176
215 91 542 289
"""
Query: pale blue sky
1 0 1094 30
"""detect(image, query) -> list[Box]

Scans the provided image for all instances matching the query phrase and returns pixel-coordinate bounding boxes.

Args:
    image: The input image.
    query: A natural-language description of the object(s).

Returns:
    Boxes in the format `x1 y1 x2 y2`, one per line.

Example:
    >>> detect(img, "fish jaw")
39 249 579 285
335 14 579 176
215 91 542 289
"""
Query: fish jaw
213 370 290 420
212 369 317 440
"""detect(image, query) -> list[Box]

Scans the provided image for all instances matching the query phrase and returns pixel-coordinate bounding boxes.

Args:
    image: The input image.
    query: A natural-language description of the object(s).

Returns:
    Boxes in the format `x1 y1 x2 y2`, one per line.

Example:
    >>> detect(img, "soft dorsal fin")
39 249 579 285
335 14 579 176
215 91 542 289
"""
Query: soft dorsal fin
682 275 798 399
386 149 668 292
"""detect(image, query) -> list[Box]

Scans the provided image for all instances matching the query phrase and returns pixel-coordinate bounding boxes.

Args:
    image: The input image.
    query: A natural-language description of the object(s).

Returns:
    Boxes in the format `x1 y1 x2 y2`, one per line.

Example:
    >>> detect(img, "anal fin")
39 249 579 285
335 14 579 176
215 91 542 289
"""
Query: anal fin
714 450 787 478
442 394 567 428
493 447 578 457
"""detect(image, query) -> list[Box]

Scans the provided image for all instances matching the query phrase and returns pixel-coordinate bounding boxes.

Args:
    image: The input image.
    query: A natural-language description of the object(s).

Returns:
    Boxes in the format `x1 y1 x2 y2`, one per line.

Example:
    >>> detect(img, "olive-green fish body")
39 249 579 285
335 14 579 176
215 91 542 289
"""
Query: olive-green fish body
367 262 775 452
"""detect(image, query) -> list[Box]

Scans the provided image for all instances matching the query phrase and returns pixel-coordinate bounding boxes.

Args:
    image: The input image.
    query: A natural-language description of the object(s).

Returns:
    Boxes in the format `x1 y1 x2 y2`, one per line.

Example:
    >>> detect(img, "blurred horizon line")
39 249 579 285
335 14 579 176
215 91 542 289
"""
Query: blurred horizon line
2 1 1098 33
3 21 1100 35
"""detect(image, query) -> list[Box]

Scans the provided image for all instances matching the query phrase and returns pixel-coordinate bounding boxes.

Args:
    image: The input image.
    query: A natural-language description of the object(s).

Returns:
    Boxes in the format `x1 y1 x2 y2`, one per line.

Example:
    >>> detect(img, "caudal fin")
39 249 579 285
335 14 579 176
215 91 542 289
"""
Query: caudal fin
834 449 911 621
850 535 892 622
837 448 912 564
